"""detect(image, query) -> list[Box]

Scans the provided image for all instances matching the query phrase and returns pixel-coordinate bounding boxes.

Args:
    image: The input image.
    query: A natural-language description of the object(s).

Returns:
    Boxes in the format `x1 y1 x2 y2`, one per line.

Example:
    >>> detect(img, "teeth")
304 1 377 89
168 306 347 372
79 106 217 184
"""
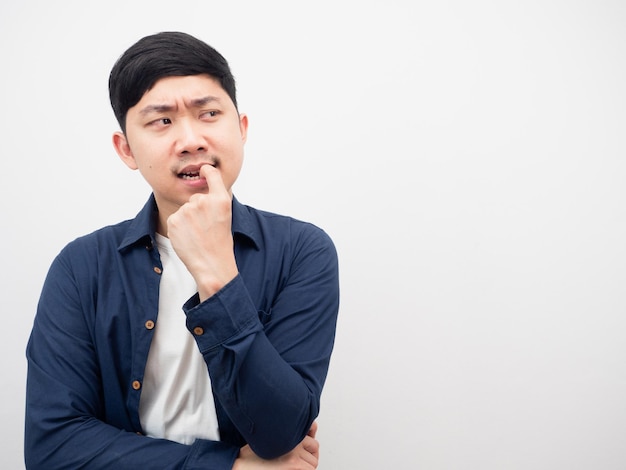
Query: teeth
180 172 200 179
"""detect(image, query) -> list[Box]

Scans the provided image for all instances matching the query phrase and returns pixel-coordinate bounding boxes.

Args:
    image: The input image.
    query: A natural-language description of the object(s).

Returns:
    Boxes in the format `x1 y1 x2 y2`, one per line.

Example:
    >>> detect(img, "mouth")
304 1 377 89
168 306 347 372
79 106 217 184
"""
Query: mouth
177 163 216 180
178 171 202 180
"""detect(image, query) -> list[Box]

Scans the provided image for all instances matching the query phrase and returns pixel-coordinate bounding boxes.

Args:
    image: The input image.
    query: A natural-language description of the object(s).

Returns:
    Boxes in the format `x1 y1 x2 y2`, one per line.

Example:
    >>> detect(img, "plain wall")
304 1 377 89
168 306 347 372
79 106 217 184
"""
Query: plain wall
2 1 626 468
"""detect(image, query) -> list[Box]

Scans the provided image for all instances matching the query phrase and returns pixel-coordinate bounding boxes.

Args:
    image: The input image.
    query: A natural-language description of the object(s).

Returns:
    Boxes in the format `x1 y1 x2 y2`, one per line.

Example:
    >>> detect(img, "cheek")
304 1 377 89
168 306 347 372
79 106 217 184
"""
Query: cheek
131 130 166 152
134 144 166 171
219 148 244 186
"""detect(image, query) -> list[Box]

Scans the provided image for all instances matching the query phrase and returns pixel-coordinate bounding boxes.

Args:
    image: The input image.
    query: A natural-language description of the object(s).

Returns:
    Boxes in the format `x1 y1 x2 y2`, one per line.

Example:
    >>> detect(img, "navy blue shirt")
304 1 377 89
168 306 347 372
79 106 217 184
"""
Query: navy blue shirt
25 195 339 469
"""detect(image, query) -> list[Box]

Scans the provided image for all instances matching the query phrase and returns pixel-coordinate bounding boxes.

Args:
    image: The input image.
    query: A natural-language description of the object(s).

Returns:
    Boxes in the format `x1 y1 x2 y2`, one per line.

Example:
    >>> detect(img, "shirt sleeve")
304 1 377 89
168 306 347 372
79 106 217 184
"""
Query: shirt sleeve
25 250 240 470
183 225 340 460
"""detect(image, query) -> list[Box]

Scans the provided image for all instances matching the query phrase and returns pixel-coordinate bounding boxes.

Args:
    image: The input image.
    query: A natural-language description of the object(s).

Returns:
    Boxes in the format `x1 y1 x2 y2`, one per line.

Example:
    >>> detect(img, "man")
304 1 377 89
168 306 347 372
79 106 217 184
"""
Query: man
25 31 339 469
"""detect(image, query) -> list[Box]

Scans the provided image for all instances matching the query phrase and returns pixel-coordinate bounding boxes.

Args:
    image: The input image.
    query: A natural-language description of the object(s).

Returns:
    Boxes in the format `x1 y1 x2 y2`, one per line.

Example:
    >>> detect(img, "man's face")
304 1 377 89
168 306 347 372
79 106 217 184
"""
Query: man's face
113 74 248 225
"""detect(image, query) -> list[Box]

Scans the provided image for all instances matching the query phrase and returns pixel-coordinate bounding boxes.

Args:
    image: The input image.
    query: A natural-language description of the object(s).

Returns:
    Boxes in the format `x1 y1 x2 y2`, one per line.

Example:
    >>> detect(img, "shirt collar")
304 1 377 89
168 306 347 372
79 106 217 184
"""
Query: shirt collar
118 194 260 252
231 196 261 250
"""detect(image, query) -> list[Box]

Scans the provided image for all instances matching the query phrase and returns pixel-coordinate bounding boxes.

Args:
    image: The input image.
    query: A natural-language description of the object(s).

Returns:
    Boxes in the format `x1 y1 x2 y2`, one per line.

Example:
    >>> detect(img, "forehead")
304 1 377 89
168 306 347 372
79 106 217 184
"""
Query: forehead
136 74 230 108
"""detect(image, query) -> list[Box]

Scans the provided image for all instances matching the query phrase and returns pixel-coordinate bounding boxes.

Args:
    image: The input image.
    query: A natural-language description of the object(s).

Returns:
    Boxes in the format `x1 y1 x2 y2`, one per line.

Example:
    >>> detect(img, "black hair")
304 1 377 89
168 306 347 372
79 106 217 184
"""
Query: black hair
108 31 237 132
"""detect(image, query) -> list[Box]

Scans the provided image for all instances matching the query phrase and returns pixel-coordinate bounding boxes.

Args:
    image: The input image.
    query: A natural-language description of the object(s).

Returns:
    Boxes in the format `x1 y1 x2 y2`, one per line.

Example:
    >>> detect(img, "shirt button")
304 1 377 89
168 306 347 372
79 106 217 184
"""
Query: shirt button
153 266 162 274
132 380 141 390
193 326 204 336
145 320 155 330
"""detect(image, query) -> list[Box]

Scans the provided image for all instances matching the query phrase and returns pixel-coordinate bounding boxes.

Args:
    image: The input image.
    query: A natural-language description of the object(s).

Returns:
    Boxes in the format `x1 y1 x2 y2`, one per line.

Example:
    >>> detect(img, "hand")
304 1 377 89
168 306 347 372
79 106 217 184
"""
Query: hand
233 423 320 470
167 165 239 300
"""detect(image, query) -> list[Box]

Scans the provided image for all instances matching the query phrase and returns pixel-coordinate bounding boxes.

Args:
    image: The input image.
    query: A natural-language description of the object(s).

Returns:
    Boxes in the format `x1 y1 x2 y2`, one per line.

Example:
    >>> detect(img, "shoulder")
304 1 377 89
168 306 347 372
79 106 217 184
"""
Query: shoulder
236 204 339 282
55 219 135 266
237 202 336 253
41 219 136 295
59 195 157 259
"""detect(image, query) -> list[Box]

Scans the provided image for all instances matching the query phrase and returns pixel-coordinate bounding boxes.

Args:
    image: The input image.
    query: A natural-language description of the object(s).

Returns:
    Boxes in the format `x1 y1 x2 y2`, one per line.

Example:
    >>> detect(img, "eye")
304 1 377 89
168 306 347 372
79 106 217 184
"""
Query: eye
201 110 220 120
146 117 172 129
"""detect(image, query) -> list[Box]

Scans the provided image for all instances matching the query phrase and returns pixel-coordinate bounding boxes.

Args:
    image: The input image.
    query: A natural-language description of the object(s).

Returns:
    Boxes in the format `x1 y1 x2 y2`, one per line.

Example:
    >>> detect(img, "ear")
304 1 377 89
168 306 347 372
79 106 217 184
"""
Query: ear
239 113 249 144
112 131 138 170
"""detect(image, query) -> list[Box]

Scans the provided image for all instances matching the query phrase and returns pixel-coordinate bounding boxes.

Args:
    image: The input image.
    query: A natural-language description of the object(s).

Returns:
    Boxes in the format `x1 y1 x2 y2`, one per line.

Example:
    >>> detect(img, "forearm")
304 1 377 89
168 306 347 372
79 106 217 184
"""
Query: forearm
25 416 237 470
184 276 336 460
210 328 319 458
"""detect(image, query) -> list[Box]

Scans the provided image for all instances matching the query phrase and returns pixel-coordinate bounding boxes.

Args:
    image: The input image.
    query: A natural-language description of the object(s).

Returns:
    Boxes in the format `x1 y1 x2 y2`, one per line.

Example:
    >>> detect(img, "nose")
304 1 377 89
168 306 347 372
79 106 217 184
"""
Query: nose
175 119 206 155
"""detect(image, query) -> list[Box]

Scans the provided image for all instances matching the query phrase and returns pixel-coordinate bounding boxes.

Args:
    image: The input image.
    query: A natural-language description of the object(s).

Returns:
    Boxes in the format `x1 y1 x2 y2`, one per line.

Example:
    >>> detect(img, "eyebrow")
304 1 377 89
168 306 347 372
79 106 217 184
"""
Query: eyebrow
138 95 222 116
190 95 222 107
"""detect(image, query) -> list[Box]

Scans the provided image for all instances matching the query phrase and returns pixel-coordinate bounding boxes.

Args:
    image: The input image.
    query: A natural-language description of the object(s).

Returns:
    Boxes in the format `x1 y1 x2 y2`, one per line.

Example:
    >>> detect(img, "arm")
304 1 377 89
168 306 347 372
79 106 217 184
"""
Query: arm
25 250 239 469
169 167 339 460
183 228 338 459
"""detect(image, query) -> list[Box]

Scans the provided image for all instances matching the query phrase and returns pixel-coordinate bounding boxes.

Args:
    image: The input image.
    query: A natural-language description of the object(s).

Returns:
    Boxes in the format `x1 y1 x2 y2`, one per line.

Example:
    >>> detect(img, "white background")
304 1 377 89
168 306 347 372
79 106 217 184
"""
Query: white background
2 1 626 469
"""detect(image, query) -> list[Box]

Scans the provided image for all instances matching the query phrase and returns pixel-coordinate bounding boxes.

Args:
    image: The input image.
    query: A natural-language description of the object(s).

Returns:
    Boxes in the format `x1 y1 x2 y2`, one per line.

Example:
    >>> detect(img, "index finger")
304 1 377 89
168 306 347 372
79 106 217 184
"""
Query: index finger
199 164 227 194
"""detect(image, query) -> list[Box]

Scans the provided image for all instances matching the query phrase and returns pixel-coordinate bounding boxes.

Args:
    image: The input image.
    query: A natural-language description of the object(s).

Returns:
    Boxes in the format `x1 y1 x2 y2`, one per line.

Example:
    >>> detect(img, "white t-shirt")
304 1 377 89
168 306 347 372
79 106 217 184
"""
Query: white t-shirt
138 233 220 444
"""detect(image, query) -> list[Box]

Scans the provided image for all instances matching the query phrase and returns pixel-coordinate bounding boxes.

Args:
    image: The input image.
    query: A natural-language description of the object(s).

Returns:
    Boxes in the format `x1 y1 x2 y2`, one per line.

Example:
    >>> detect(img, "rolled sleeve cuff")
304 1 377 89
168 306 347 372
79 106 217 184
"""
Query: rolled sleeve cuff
183 274 262 352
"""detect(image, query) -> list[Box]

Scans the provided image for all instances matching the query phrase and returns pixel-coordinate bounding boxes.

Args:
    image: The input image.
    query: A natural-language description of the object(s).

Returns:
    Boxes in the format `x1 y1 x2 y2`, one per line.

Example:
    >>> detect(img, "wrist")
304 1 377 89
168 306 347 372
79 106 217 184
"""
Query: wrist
197 271 238 302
